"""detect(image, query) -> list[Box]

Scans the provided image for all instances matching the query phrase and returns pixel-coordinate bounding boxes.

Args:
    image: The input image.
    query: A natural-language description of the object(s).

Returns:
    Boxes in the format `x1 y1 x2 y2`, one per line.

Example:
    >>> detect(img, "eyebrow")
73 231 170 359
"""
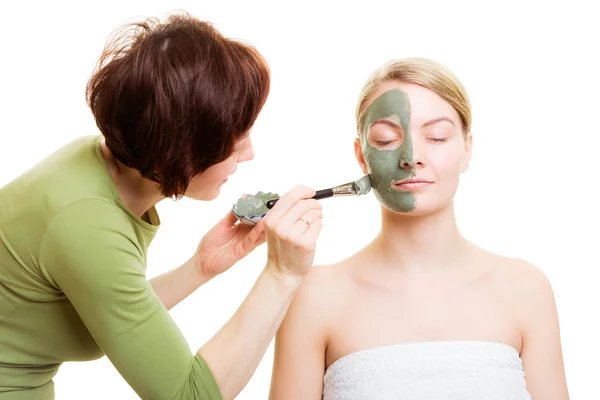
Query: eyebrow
371 118 403 129
421 117 455 128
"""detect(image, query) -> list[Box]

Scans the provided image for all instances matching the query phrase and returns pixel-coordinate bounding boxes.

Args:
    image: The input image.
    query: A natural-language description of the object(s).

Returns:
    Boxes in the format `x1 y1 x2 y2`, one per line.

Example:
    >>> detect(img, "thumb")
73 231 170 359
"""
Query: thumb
222 209 241 226
240 219 266 253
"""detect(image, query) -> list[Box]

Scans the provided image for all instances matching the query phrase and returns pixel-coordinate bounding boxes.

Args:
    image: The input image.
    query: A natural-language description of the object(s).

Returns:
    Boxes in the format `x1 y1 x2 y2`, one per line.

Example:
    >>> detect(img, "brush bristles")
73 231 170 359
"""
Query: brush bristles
354 175 372 195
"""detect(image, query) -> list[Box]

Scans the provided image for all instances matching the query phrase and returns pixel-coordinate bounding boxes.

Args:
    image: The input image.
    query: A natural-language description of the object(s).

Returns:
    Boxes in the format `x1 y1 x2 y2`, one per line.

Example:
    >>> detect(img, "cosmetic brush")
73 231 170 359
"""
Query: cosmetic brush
265 175 371 209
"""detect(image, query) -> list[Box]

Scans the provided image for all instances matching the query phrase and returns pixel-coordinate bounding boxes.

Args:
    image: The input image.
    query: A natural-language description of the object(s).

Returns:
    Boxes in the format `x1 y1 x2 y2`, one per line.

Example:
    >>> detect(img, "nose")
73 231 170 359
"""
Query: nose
398 141 424 170
399 158 413 169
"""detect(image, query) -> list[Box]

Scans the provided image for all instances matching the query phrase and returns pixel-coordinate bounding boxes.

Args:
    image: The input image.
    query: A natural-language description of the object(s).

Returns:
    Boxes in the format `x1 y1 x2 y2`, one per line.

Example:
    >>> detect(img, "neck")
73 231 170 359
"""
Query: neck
369 202 469 274
99 140 164 218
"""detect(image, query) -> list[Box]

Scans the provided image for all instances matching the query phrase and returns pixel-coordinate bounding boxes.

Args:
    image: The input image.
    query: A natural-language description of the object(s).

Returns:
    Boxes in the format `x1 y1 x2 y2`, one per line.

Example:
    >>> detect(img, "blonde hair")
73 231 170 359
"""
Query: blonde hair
356 58 471 136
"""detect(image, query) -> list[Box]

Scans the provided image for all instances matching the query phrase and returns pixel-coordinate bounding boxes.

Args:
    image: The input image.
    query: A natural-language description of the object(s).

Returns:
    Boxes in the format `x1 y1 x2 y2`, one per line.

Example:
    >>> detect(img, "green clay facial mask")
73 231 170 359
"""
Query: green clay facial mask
361 89 415 212
233 191 279 217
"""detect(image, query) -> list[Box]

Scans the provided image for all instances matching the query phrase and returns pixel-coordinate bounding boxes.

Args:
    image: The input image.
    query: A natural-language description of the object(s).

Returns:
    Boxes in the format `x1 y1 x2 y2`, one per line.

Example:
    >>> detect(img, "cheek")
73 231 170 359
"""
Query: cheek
429 145 464 177
209 159 235 179
222 155 237 171
190 162 230 190
364 151 396 174
184 175 204 198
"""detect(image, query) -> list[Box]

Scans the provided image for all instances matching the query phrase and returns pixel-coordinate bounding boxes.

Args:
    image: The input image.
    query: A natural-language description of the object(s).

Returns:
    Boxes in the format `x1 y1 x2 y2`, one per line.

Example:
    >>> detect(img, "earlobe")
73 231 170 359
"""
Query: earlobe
354 138 368 175
461 133 473 172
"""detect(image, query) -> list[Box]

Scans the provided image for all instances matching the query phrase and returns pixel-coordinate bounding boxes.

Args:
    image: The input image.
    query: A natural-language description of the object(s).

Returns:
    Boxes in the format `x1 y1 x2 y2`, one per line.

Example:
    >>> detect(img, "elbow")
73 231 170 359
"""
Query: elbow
171 354 224 400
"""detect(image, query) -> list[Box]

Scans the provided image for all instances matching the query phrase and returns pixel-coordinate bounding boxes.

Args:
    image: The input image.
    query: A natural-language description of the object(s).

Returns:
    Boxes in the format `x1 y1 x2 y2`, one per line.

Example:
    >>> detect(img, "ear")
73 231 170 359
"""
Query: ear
354 138 368 175
460 132 473 173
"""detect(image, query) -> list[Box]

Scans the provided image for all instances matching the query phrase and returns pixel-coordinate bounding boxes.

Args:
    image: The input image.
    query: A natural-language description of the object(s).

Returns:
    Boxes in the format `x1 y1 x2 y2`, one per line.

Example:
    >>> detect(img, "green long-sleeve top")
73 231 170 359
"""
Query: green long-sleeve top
0 136 222 400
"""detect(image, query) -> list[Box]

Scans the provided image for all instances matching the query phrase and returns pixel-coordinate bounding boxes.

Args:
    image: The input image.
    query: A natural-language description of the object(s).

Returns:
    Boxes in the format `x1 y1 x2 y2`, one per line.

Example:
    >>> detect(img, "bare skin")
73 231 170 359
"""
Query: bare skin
271 241 568 399
270 81 568 400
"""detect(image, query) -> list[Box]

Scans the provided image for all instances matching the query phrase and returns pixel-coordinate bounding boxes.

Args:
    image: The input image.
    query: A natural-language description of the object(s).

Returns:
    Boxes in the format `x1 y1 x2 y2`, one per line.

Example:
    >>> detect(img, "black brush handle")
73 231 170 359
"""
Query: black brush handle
266 188 334 209
314 188 334 200
266 198 278 209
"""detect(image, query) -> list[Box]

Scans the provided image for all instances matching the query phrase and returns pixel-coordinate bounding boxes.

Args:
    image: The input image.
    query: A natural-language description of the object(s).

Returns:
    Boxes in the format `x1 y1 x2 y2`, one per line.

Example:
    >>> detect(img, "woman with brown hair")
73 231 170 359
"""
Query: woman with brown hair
0 12 322 400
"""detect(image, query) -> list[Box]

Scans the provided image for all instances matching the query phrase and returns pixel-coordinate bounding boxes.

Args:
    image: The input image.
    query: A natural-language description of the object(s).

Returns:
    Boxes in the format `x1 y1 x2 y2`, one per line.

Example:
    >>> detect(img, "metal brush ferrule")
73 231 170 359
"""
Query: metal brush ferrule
331 182 357 196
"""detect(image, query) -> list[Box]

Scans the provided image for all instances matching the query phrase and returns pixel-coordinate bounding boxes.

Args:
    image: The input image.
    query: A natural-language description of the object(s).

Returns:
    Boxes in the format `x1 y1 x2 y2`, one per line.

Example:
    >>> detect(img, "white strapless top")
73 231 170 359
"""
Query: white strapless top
323 341 531 400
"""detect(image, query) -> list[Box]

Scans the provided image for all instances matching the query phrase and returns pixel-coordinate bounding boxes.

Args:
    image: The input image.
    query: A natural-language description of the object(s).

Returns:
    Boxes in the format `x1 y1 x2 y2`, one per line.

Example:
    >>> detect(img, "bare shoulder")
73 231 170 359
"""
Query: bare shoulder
474 252 568 397
503 258 557 324
475 248 556 316
488 253 552 295
286 258 356 326
270 260 357 398
296 260 353 305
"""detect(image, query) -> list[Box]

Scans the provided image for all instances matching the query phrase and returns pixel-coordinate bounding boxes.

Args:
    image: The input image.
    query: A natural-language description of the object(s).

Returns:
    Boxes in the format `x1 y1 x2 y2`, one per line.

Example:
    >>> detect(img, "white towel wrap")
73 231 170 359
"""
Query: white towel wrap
323 341 531 400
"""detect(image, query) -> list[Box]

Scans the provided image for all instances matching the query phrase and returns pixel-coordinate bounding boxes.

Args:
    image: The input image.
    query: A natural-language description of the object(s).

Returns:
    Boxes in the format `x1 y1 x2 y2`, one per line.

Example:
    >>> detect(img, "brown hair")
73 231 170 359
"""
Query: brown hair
356 58 471 137
86 12 270 197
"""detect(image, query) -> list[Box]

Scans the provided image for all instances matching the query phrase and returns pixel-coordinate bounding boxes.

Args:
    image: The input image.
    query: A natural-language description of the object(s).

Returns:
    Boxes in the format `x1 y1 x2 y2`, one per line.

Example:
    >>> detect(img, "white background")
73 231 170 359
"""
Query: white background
1 1 598 399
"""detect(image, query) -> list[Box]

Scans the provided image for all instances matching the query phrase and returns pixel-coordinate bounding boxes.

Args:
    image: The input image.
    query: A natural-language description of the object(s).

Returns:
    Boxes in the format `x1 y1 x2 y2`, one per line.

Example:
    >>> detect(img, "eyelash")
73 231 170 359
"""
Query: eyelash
376 138 447 145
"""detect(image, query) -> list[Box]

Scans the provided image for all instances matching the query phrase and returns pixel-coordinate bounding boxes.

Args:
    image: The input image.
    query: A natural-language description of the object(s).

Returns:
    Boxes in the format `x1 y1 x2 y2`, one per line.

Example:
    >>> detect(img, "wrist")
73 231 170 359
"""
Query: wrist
263 264 305 292
188 253 214 286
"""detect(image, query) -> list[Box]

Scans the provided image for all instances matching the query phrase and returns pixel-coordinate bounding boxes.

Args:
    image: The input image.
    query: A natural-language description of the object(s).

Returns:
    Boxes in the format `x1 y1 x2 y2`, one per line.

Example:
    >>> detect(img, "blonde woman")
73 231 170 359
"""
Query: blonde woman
269 58 569 400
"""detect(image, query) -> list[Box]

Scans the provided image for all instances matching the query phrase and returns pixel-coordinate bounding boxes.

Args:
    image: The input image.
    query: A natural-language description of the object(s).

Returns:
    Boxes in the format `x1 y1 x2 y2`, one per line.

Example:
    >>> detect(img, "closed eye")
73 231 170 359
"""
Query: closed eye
427 138 448 143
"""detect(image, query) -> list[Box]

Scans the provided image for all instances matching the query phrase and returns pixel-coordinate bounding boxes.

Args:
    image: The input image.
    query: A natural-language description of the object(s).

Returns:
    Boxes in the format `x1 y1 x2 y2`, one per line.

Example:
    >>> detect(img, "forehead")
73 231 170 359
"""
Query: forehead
364 81 459 124
364 89 410 125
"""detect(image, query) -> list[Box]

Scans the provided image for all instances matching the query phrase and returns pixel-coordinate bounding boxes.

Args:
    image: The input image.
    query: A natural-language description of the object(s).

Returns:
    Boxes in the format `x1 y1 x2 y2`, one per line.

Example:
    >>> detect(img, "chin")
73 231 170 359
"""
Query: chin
185 188 221 201
384 198 454 217
410 201 454 216
203 189 221 201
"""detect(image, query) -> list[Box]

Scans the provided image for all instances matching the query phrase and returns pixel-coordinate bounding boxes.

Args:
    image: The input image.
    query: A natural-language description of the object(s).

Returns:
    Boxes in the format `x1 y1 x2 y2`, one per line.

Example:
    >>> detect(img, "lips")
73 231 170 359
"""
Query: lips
391 178 432 191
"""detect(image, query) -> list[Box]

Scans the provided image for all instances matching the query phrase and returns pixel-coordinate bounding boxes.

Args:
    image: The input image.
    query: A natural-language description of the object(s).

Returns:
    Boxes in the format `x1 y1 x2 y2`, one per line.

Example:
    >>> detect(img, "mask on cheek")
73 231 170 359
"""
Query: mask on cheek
361 89 416 212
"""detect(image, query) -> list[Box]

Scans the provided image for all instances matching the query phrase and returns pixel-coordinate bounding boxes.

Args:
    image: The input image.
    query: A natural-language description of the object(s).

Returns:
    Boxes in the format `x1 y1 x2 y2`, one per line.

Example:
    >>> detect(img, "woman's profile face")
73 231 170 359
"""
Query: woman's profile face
185 134 254 201
355 81 472 215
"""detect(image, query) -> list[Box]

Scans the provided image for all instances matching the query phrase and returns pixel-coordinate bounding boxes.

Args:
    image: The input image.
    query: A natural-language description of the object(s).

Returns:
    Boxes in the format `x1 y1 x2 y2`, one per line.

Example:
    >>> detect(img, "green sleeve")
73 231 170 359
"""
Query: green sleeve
38 199 222 400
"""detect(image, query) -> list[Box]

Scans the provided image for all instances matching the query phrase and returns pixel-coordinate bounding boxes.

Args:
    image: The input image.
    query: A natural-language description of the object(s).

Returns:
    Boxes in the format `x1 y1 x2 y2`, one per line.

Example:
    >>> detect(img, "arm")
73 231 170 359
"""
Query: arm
40 200 222 400
42 186 322 400
149 257 209 310
516 262 569 399
199 269 301 399
269 269 330 400
200 186 324 399
151 205 268 311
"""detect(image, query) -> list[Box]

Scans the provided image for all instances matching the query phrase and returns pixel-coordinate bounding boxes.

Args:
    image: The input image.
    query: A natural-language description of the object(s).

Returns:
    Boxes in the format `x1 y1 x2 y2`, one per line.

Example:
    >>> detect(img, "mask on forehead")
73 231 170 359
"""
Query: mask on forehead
361 89 416 212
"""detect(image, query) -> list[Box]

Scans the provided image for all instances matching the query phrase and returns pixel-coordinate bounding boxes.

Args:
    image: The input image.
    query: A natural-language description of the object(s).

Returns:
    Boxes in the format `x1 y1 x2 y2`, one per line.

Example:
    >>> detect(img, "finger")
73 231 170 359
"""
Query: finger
236 216 260 235
223 209 241 226
249 230 267 252
266 185 315 219
302 217 323 245
287 208 323 237
280 199 322 226
249 219 266 239
240 219 266 253
301 208 323 224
